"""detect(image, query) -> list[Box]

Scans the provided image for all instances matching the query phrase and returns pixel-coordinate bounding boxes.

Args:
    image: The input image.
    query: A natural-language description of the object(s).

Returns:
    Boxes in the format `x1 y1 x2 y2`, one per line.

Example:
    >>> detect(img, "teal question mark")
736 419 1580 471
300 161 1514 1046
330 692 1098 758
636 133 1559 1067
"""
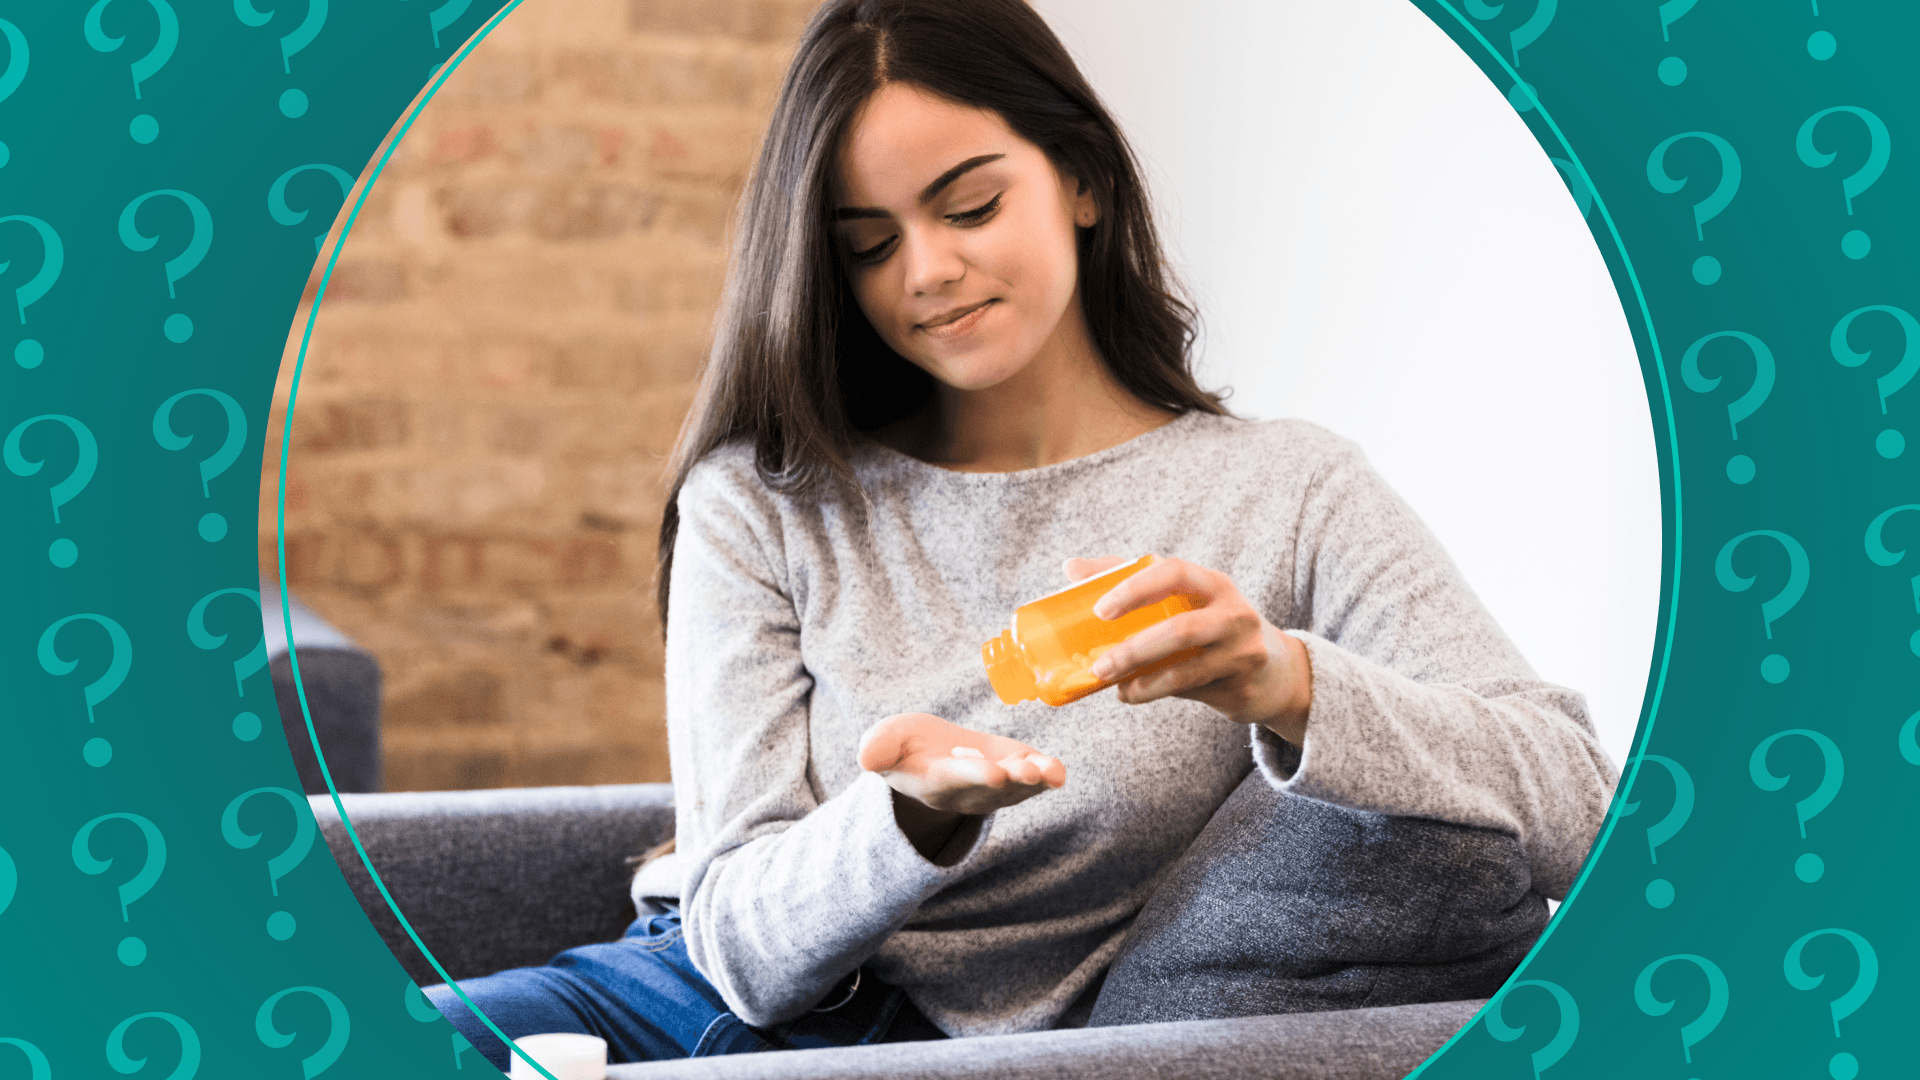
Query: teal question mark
1464 0 1556 112
414 0 475 49
1633 953 1728 1065
0 1039 50 1080
1829 304 1918 460
189 587 269 696
105 1012 201 1080
258 986 350 1079
403 979 475 1068
1862 503 1920 655
1483 978 1578 1079
0 844 16 918
1646 131 1741 285
1714 529 1809 683
1900 708 1920 766
1681 330 1775 484
235 0 328 119
1808 1 1837 61
1611 754 1694 908
5 413 96 567
153 388 247 542
269 164 355 252
38 613 133 768
1750 728 1844 883
1784 928 1877 1080
83 0 177 145
0 20 29 170
1796 106 1890 261
118 189 211 343
1655 0 1696 86
0 215 65 369
71 812 166 968
221 786 316 941
1547 158 1594 219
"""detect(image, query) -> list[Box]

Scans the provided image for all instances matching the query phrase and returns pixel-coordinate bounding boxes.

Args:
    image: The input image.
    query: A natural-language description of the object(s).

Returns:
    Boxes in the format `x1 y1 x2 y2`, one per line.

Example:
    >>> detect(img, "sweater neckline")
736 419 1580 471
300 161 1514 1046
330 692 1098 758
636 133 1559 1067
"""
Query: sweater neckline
853 409 1213 485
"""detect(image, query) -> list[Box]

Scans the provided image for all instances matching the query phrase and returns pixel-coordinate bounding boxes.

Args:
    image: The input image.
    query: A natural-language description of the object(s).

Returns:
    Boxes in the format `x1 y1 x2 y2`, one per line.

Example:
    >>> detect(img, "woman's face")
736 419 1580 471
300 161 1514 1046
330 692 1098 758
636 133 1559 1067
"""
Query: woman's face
831 81 1101 394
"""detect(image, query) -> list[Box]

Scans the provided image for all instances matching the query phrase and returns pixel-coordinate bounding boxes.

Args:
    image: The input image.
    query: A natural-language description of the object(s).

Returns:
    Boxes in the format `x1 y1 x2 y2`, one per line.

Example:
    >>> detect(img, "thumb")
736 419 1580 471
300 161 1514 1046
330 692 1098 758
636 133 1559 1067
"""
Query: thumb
857 719 906 773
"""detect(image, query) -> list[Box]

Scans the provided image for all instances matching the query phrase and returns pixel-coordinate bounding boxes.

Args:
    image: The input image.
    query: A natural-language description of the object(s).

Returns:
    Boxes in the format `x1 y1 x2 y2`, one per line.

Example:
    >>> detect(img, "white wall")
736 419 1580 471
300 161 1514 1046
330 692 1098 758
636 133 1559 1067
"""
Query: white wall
1030 0 1660 776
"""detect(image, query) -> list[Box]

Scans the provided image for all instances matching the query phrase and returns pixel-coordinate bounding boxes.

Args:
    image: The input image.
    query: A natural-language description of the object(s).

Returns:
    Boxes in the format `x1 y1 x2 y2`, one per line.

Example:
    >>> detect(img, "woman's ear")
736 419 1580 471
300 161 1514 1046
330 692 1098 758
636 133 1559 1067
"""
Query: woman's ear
1070 175 1100 229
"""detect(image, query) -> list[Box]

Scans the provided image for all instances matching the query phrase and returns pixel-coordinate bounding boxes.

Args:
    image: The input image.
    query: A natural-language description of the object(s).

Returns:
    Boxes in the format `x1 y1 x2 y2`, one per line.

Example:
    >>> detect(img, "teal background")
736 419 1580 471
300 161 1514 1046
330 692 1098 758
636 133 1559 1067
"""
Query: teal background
0 1 1913 1077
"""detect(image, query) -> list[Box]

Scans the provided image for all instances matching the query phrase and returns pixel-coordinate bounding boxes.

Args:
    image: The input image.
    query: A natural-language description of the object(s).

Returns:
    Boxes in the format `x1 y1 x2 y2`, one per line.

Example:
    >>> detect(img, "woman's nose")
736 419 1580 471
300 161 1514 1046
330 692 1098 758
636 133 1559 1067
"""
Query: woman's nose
902 227 967 297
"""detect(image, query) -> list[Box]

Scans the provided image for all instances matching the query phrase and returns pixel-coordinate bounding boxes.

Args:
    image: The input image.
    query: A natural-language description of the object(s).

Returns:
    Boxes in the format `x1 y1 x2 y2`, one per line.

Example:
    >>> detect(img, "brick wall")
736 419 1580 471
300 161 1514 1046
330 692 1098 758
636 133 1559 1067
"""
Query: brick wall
259 0 824 791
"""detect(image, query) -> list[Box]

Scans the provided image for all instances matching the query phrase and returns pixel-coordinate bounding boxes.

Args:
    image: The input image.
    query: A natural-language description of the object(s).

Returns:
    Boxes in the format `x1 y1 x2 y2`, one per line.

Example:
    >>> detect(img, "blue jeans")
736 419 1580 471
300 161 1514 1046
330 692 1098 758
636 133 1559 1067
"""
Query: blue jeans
423 905 947 1072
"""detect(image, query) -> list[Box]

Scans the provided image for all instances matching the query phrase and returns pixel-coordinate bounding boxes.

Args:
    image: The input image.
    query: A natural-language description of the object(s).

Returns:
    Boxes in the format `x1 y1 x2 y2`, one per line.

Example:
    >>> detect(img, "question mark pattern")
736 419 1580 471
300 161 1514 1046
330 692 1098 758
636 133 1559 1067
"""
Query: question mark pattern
221 786 316 941
1609 754 1693 908
5 0 510 1075
235 0 329 120
6 413 96 566
1404 1 1915 1076
0 214 63 368
153 390 249 543
1784 928 1879 1080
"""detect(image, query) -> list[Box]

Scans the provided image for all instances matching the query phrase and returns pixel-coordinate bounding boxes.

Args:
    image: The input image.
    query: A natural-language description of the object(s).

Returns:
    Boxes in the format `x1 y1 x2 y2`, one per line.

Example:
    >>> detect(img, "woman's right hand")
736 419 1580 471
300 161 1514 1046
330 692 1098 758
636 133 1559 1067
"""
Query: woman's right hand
858 712 1065 822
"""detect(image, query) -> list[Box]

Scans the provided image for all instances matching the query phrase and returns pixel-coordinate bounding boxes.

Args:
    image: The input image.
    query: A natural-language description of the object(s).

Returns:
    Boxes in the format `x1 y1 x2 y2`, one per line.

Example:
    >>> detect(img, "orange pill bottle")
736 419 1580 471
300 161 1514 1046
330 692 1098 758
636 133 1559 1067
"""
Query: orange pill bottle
982 555 1204 706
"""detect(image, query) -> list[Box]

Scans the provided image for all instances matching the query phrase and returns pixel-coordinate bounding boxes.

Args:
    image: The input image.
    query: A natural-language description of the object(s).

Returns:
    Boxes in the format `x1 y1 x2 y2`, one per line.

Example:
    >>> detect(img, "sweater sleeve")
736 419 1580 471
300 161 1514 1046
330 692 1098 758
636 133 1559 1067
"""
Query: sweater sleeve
666 457 993 1027
1249 436 1619 900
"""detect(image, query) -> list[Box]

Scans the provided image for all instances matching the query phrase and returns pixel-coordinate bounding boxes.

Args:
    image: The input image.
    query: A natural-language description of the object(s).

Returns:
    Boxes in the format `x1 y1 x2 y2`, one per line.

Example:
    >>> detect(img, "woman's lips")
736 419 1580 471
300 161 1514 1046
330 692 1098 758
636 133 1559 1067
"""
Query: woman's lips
920 299 996 339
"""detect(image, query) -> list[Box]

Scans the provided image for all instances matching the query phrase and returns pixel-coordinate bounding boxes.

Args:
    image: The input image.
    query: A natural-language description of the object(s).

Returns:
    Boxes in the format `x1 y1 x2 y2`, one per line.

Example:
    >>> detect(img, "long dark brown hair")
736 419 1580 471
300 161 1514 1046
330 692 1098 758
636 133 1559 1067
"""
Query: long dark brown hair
654 0 1229 630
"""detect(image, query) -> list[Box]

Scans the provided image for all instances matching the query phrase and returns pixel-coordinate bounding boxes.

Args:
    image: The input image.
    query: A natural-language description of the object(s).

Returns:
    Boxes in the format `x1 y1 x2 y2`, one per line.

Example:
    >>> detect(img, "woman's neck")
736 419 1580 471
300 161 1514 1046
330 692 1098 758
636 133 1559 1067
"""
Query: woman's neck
873 330 1180 474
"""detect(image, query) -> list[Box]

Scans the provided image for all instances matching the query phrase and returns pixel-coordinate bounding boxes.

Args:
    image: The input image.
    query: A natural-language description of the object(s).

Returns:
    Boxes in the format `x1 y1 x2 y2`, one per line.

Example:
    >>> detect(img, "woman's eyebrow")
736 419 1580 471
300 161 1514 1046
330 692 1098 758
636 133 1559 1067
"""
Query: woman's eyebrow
833 153 1008 221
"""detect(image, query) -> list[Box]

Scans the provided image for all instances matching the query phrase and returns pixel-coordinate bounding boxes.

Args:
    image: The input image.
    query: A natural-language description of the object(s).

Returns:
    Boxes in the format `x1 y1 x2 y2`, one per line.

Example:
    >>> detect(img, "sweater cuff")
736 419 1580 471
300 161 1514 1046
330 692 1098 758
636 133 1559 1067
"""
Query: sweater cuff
630 851 682 915
843 770 996 889
1250 630 1377 808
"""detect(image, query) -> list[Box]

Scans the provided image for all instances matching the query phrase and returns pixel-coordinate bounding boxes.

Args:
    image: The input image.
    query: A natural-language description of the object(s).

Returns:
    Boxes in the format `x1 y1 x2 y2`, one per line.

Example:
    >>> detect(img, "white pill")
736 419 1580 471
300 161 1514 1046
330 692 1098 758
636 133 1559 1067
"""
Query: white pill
950 746 985 759
947 759 990 784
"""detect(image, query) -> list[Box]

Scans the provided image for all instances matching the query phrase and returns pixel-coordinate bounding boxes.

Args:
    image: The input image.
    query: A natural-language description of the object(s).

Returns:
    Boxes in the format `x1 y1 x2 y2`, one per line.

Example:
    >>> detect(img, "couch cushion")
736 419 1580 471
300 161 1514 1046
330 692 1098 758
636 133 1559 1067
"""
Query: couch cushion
273 647 383 795
310 784 675 985
606 998 1488 1080
1088 764 1547 1026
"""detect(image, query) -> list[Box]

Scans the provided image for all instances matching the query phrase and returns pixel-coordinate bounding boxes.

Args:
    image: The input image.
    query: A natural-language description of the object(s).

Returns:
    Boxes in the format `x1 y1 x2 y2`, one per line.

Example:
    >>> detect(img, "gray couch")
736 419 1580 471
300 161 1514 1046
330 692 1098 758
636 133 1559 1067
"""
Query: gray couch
311 784 1492 1079
264 575 384 794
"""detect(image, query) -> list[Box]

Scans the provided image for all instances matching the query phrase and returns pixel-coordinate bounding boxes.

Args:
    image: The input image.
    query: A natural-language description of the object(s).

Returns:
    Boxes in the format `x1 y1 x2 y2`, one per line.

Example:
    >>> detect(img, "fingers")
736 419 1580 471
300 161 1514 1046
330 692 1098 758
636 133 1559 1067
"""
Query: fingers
863 714 1067 810
1024 752 1067 789
1063 556 1127 583
1091 558 1216 621
1089 605 1242 681
953 742 1060 789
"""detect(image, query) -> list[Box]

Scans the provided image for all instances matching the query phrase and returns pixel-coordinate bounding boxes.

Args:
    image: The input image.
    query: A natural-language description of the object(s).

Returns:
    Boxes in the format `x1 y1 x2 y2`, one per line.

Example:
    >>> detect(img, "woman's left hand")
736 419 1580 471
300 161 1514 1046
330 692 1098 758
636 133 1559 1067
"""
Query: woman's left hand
1065 556 1314 745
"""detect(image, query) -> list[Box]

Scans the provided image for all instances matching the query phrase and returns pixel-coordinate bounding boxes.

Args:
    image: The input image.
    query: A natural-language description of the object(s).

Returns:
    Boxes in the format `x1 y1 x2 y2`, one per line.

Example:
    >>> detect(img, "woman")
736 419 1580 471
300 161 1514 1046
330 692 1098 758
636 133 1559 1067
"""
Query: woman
426 0 1618 1068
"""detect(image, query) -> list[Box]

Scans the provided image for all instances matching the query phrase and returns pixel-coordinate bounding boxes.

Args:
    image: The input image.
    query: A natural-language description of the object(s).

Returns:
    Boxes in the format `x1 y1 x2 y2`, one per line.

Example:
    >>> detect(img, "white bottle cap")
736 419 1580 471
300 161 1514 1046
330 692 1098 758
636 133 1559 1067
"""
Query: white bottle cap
508 1033 608 1080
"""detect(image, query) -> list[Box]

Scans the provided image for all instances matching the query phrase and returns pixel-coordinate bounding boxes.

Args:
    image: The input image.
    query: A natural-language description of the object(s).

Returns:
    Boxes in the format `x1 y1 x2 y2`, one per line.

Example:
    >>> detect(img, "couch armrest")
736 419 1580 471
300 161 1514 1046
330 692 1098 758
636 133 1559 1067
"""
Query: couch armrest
309 783 674 986
609 998 1485 1080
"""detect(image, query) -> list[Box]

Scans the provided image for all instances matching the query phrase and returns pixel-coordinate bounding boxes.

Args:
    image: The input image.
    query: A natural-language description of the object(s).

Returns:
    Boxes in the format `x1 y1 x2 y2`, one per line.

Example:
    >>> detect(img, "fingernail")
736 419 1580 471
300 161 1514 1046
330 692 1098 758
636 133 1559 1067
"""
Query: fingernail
950 746 985 759
1026 754 1053 770
1089 657 1115 679
948 759 989 783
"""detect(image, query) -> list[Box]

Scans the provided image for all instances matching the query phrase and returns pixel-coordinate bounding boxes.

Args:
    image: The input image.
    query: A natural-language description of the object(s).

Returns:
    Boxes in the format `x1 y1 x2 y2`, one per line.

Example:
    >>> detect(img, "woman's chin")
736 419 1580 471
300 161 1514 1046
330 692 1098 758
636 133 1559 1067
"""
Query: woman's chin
915 353 1035 395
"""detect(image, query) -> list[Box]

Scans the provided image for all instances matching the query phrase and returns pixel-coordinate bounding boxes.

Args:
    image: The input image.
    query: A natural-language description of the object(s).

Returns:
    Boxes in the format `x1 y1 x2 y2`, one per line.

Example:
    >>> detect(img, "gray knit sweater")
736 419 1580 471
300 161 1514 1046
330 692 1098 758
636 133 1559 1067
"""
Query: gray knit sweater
633 411 1617 1036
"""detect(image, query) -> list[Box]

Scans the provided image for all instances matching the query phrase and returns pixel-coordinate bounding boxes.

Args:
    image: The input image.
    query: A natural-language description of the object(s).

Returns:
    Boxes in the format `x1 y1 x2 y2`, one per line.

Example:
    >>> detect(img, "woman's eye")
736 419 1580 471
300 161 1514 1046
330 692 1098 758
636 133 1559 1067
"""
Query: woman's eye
846 195 1002 266
851 238 894 264
948 194 1002 225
